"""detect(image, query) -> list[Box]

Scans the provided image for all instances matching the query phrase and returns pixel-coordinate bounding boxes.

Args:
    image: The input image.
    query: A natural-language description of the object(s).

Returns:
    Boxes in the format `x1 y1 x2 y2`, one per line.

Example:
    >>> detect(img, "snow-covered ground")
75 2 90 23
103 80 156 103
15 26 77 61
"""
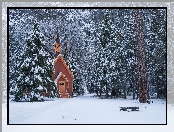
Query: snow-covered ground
2 94 174 132
8 94 166 124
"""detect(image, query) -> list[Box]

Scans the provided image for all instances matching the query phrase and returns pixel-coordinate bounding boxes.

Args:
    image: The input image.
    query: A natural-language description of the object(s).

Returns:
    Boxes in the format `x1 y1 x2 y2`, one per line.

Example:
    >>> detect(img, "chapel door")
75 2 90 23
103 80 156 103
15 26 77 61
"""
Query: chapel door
59 81 65 93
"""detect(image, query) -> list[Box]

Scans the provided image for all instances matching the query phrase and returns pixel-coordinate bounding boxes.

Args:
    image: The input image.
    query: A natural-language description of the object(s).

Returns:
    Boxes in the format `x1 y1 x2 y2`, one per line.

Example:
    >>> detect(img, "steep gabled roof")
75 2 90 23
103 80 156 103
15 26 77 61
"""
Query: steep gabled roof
54 54 74 78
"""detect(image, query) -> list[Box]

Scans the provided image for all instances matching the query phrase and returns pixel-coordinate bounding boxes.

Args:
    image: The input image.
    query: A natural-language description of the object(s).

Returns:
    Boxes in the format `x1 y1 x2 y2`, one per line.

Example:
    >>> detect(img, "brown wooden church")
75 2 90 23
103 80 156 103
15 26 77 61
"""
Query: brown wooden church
52 30 74 98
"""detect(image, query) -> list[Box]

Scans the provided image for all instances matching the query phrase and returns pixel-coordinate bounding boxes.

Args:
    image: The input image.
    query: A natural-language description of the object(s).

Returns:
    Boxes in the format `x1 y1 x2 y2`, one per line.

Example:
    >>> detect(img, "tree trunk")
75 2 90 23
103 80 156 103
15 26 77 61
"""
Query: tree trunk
133 89 135 100
156 71 160 99
134 9 148 103
133 75 135 100
116 88 119 98
123 80 127 99
106 88 108 98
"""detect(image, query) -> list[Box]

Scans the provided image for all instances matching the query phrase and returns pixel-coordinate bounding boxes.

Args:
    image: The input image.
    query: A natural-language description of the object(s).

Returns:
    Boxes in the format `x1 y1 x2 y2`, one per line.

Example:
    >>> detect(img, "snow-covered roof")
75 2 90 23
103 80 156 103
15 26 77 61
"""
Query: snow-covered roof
54 72 62 83
54 54 74 78
54 72 69 84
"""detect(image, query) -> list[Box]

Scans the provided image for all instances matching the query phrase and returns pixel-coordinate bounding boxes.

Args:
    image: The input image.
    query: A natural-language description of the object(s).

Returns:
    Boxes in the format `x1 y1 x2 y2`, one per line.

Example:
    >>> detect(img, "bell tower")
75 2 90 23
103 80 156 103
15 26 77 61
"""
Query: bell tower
54 26 61 58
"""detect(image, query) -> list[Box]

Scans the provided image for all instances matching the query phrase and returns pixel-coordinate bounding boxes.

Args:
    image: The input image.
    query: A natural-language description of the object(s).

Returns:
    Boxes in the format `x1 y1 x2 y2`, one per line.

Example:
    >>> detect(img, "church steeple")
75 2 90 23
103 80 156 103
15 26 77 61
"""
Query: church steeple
54 26 61 58
55 26 60 44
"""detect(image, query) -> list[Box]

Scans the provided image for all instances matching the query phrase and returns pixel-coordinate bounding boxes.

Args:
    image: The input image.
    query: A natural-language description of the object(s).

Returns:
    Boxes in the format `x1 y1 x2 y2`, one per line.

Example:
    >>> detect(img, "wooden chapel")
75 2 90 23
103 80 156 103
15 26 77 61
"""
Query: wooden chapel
52 29 74 98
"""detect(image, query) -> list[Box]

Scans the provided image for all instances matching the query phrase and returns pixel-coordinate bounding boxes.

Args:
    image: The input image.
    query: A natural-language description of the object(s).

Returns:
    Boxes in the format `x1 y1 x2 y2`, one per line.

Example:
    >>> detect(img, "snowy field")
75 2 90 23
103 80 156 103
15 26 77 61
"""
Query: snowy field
7 94 167 124
2 94 174 132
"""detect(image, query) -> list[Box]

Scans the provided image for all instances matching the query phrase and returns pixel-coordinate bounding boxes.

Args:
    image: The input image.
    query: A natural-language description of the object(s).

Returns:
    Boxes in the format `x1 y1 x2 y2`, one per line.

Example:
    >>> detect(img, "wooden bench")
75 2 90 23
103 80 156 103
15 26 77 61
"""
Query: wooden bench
120 107 139 111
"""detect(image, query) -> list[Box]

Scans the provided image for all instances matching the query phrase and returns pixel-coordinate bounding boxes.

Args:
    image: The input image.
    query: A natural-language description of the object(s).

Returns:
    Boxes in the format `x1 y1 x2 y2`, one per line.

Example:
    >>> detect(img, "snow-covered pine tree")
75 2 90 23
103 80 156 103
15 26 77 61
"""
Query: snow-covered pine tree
9 33 20 95
63 12 81 94
144 9 166 99
9 9 32 97
121 9 137 99
15 23 56 101
97 10 113 97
